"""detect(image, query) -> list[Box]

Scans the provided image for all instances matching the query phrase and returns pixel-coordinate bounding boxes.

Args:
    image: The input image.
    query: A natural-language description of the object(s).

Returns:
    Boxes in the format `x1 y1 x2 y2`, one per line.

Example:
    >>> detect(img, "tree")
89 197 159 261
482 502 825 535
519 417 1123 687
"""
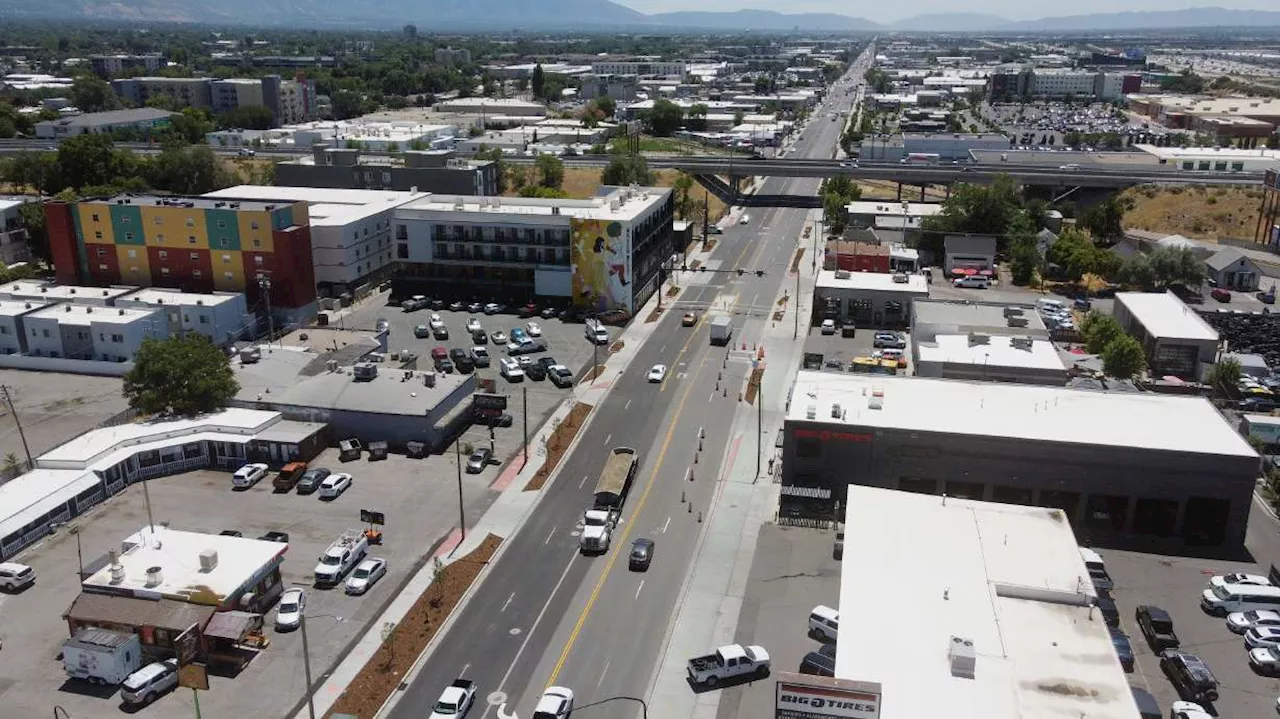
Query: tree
601 154 652 186
1045 228 1119 282
217 105 275 131
167 107 215 144
819 175 862 235
147 144 235 195
57 134 123 190
1083 313 1124 354
531 63 545 100
1101 334 1147 379
1118 253 1156 290
595 96 616 118
686 103 708 131
535 153 564 189
733 110 745 126
672 172 695 219
1009 236 1041 285
17 201 49 262
70 75 116 113
1079 195 1130 242
123 336 240 416
1207 357 1243 392
644 99 683 137
331 90 369 120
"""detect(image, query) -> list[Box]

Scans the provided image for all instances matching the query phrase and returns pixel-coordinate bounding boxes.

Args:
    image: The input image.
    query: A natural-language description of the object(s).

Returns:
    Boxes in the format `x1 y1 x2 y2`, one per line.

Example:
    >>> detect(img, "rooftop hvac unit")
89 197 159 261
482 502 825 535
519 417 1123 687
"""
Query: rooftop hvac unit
1007 316 1029 328
145 565 164 587
830 403 842 419
949 636 976 678
968 332 990 345
868 388 884 410
834 270 852 280
1002 306 1024 317
1011 337 1033 350
892 272 908 283
198 549 219 572
805 404 817 420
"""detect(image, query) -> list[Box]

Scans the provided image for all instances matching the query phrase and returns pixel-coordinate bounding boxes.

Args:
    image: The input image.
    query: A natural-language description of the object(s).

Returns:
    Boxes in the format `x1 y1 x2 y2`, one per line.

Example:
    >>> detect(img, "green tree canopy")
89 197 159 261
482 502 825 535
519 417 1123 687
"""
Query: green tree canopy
531 63 545 100
70 75 117 113
601 154 653 186
217 105 276 131
1045 228 1121 282
1101 334 1147 379
146 144 235 195
595 96 616 118
686 103 708 131
1082 313 1124 354
820 175 862 235
123 336 240 416
535 153 565 189
1078 195 1130 242
644 99 683 137
1207 357 1242 391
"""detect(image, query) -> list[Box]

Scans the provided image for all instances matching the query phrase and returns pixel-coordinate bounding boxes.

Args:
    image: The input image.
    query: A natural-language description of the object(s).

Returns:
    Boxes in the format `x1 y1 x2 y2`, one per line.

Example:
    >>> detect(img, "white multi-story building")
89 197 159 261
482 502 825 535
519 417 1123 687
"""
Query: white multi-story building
0 280 135 306
590 60 686 79
114 288 255 345
202 185 427 296
23 303 169 361
392 186 675 313
0 197 34 266
0 299 48 354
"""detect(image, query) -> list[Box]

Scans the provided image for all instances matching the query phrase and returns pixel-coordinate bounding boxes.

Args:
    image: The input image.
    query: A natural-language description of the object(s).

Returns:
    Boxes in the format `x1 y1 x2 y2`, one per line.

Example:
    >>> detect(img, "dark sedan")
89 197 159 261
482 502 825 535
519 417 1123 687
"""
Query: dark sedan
629 538 655 571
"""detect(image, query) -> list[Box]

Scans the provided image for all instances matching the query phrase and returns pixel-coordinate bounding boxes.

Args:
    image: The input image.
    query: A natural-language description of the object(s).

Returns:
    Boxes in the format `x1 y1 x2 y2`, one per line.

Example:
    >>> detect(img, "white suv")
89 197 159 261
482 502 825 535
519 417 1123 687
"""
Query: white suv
121 659 179 705
0 561 35 591
499 357 525 382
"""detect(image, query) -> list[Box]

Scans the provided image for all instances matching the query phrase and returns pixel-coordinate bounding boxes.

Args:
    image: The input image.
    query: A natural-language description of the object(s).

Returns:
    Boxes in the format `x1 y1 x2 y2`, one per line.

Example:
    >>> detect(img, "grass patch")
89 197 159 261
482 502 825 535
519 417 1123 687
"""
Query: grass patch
325 535 502 718
790 248 804 273
1121 185 1263 240
525 403 593 491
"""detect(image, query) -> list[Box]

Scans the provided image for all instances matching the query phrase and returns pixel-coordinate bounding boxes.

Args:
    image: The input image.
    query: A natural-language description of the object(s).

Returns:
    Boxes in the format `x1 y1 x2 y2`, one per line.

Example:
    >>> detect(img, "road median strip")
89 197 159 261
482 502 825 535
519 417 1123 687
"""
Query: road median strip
525 402 593 491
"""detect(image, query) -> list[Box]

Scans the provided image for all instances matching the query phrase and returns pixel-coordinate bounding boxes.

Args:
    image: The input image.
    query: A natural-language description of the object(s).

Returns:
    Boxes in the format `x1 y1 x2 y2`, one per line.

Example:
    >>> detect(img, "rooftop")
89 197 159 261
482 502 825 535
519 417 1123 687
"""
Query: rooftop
0 298 49 317
39 408 281 468
916 334 1067 373
81 525 287 605
117 288 243 309
79 194 298 213
787 371 1257 457
815 269 929 294
396 185 670 223
912 299 1049 335
838 486 1138 719
0 195 36 213
1135 144 1280 162
37 108 174 128
27 303 160 325
203 185 425 226
846 201 945 218
0 280 134 303
1114 292 1219 342
1242 413 1280 427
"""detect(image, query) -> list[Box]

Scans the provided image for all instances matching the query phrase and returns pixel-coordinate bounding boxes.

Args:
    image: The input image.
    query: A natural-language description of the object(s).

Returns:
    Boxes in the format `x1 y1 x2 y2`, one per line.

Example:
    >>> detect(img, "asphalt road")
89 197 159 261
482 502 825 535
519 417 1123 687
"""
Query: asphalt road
384 51 872 719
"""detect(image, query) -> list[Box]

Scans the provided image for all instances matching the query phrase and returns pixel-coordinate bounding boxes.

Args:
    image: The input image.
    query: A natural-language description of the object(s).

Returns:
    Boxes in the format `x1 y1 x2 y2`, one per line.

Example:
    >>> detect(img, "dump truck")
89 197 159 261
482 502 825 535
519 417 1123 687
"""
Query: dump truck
580 447 639 554
709 316 733 346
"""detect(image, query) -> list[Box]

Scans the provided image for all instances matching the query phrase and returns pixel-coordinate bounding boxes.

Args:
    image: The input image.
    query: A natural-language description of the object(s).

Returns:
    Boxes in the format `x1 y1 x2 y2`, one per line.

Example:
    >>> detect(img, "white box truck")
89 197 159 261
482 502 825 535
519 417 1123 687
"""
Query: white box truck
710 316 733 346
62 627 143 685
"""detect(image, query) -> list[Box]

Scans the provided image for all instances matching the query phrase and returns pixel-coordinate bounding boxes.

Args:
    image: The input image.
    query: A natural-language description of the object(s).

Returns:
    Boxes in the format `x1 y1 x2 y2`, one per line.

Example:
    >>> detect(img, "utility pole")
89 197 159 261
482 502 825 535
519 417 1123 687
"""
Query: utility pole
455 438 467 542
522 385 529 469
793 268 801 340
299 613 316 719
702 192 709 248
257 273 275 347
0 385 32 468
756 368 764 480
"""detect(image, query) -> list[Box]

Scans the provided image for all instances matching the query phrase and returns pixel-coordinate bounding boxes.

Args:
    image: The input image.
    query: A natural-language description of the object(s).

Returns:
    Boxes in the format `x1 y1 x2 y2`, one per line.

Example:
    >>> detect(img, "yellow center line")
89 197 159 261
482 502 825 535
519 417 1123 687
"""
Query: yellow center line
545 208 778 687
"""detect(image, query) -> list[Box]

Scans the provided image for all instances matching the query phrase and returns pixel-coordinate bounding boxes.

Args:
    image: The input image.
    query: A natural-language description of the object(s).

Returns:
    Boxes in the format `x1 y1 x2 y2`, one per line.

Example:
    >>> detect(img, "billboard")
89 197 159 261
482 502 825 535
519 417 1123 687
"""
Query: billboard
776 674 882 719
570 217 631 312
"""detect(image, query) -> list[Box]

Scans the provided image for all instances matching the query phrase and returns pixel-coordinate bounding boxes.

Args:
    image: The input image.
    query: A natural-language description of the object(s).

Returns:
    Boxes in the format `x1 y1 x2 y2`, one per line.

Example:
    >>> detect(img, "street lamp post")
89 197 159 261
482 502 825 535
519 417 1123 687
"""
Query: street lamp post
455 438 467 543
296 608 345 719
68 524 83 577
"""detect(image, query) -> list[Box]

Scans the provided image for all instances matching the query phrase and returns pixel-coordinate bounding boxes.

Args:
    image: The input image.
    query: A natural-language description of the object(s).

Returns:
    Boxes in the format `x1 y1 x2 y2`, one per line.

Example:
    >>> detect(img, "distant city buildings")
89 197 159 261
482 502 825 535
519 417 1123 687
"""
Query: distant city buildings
0 196 36 266
34 108 176 140
88 53 164 77
110 75 317 125
434 47 471 66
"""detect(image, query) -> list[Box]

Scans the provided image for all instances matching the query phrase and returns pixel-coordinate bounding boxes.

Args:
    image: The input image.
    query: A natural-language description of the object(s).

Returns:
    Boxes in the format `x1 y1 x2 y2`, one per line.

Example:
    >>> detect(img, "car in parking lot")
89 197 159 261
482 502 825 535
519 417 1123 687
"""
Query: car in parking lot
548 365 573 387
472 329 488 345
526 322 542 337
1227 609 1280 634
499 357 524 381
1246 625 1280 649
484 303 502 315
1169 701 1213 719
471 347 491 367
491 330 508 344
466 447 493 473
465 301 482 313
1159 649 1219 704
1109 627 1134 672
1249 646 1280 675
345 557 387 595
1211 288 1232 302
873 332 905 349
296 467 331 495
318 472 353 499
508 339 546 356
275 587 306 631
232 462 269 489
259 531 290 543
0 561 36 592
1136 604 1180 650
466 317 482 333
510 327 529 344
1210 573 1273 589
820 319 836 335
433 325 449 340
121 658 179 706
414 325 431 338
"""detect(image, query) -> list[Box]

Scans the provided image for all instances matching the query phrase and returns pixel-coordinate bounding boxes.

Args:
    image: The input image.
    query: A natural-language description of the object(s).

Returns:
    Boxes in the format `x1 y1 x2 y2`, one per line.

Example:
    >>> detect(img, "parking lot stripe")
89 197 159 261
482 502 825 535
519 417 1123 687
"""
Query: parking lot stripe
624 399 632 410
635 580 645 600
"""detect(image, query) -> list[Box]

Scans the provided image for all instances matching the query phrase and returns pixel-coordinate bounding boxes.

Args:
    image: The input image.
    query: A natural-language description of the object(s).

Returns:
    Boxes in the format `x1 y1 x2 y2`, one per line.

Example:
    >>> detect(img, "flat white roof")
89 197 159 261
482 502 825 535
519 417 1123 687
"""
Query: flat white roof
81 525 286 603
787 371 1257 457
838 486 1138 719
38 408 281 468
397 185 668 223
846 201 945 218
0 298 49 317
204 185 427 226
0 280 133 302
815 270 929 294
27 303 159 325
0 468 100 543
1242 413 1280 427
1136 144 1280 161
118 288 242 308
1115 292 1219 342
916 334 1067 372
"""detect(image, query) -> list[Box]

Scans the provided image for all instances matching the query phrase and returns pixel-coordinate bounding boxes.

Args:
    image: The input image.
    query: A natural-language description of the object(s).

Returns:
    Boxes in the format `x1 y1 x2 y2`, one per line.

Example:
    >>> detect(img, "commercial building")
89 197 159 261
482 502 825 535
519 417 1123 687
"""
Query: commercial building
1135 144 1280 173
433 98 547 117
23 303 169 361
1112 291 1219 379
903 132 1012 161
835 486 1138 719
0 196 35 266
944 234 997 274
845 201 944 230
913 334 1068 385
274 147 499 196
988 69 1136 102
780 371 1258 546
89 53 164 77
911 299 1050 343
580 73 640 102
1241 413 1280 451
110 75 317 125
1204 247 1264 291
823 241 889 273
115 288 256 346
391 185 674 314
287 120 458 152
203 185 425 297
590 60 685 79
813 269 928 328
1128 94 1280 137
434 47 471 66
0 408 326 560
45 195 317 323
34 108 176 141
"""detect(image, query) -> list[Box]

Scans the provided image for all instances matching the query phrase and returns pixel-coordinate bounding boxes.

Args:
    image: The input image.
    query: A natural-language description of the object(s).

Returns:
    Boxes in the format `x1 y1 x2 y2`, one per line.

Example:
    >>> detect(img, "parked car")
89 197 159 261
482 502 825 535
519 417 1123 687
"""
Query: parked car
120 658 179 706
296 467 331 495
484 303 502 315
1169 701 1213 719
259 531 290 543
491 330 508 344
820 319 836 335
447 301 464 312
1239 396 1278 412
467 447 493 473
465 317 482 333
318 472 353 499
873 332 905 349
1211 288 1232 303
1249 646 1280 675
219 530 243 537
232 463 269 489
1210 573 1273 589
466 301 483 313
275 588 306 631
1227 609 1280 634
1136 604 1179 651
629 538 655 571
526 322 542 337
0 561 35 592
525 362 547 381
1159 649 1219 704
1246 625 1280 649
548 365 573 387
345 557 387 595
1109 627 1134 672
471 347 491 367
415 325 431 338
433 325 450 340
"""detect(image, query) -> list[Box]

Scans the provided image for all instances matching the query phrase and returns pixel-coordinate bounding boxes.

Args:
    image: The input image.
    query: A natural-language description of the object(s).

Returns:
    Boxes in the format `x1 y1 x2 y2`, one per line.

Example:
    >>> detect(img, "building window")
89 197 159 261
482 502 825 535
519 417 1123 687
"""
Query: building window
121 216 131 224
111 333 123 343
191 252 201 261
252 239 262 248
199 315 209 324
160 267 170 275
42 329 50 338
220 238 230 248
397 244 408 259
254 255 264 265
186 218 195 228
127 249 137 258
94 231 103 240
153 216 163 226
188 236 197 244
91 213 100 222
250 221 259 230
158 250 168 259
396 224 408 240
224 271 233 280
217 220 226 229
192 269 202 279
156 233 165 242
0 326 7 335
99 263 109 270
124 232 134 241
96 247 106 257
222 254 231 263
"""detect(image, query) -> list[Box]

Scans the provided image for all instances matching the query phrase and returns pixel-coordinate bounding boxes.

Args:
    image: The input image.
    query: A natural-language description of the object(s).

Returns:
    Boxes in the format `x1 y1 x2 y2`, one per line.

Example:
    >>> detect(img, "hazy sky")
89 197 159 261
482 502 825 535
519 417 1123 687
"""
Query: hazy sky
618 0 1275 22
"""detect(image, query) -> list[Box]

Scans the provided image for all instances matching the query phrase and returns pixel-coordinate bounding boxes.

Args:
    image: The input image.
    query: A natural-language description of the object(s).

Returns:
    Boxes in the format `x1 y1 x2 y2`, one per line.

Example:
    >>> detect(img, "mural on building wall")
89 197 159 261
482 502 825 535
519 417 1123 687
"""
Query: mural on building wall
570 218 629 311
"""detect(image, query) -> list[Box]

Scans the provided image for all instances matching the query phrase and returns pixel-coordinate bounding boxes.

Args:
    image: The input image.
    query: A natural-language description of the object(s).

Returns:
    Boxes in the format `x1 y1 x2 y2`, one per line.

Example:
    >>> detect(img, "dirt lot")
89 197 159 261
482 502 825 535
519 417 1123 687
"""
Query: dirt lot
0 369 130 463
1122 185 1265 240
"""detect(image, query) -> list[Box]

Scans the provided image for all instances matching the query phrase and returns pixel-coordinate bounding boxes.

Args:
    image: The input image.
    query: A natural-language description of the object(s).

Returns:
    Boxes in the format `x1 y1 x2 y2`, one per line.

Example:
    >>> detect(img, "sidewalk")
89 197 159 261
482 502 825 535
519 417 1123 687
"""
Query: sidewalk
645 225 821 719
300 279 675 719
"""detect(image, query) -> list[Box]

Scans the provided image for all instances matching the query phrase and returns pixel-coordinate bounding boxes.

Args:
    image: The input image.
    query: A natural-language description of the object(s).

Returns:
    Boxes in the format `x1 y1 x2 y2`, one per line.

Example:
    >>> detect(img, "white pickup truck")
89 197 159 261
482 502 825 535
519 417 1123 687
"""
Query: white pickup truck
687 644 771 687
314 529 369 586
428 678 476 719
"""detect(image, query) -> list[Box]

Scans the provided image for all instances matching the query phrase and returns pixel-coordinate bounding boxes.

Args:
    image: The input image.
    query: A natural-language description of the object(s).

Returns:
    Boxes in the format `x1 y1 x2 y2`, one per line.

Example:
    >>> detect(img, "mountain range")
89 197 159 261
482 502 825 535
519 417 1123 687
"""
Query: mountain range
2 1 1280 32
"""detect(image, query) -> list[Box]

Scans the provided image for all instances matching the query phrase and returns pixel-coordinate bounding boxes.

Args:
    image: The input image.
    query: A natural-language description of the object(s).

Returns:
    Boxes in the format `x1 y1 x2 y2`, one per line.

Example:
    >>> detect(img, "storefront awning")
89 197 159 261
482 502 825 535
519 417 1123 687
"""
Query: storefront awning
203 610 262 641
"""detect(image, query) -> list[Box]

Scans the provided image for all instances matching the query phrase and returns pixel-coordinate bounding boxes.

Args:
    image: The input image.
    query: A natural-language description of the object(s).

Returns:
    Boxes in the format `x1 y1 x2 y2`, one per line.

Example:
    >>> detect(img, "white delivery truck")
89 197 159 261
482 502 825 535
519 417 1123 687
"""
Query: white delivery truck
709 316 733 346
62 627 144 685
580 447 639 554
314 529 369 586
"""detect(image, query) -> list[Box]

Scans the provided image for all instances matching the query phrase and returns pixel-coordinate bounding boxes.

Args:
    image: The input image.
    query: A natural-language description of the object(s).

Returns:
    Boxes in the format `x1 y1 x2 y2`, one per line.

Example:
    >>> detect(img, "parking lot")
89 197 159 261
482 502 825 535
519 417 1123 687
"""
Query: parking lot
1105 497 1280 718
715 525 840 719
979 101 1170 149
801 325 909 375
0 444 497 718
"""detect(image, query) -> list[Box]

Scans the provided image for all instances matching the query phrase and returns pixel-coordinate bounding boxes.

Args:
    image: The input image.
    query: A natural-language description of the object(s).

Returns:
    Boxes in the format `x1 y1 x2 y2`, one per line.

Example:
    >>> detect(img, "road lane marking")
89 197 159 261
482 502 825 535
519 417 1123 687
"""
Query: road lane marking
545 527 556 545
661 516 671 534
580 474 589 489
502 593 515 613
480 552 580 719
624 399 631 410
597 659 610 690
604 433 612 446
461 662 471 677
635 580 645 600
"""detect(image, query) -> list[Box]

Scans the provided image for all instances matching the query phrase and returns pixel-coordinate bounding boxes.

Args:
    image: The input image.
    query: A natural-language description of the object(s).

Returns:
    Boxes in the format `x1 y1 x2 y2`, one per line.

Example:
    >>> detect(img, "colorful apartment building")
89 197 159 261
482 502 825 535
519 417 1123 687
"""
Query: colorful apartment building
45 196 317 317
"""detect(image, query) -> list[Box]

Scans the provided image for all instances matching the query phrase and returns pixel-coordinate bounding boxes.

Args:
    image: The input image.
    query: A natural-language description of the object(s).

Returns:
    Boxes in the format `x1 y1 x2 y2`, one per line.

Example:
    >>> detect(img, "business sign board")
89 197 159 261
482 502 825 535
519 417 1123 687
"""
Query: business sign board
473 393 508 411
776 673 882 719
1266 168 1279 191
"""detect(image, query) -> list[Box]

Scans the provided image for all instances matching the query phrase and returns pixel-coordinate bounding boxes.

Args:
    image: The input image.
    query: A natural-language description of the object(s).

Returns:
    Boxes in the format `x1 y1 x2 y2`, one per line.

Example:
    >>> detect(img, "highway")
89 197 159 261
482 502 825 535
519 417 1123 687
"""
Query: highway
382 45 875 719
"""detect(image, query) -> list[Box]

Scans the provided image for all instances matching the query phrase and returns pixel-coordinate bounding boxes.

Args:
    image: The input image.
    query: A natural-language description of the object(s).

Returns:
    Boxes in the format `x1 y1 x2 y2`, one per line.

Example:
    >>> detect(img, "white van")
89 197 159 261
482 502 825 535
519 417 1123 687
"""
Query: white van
1201 583 1280 615
584 318 609 345
808 605 839 642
